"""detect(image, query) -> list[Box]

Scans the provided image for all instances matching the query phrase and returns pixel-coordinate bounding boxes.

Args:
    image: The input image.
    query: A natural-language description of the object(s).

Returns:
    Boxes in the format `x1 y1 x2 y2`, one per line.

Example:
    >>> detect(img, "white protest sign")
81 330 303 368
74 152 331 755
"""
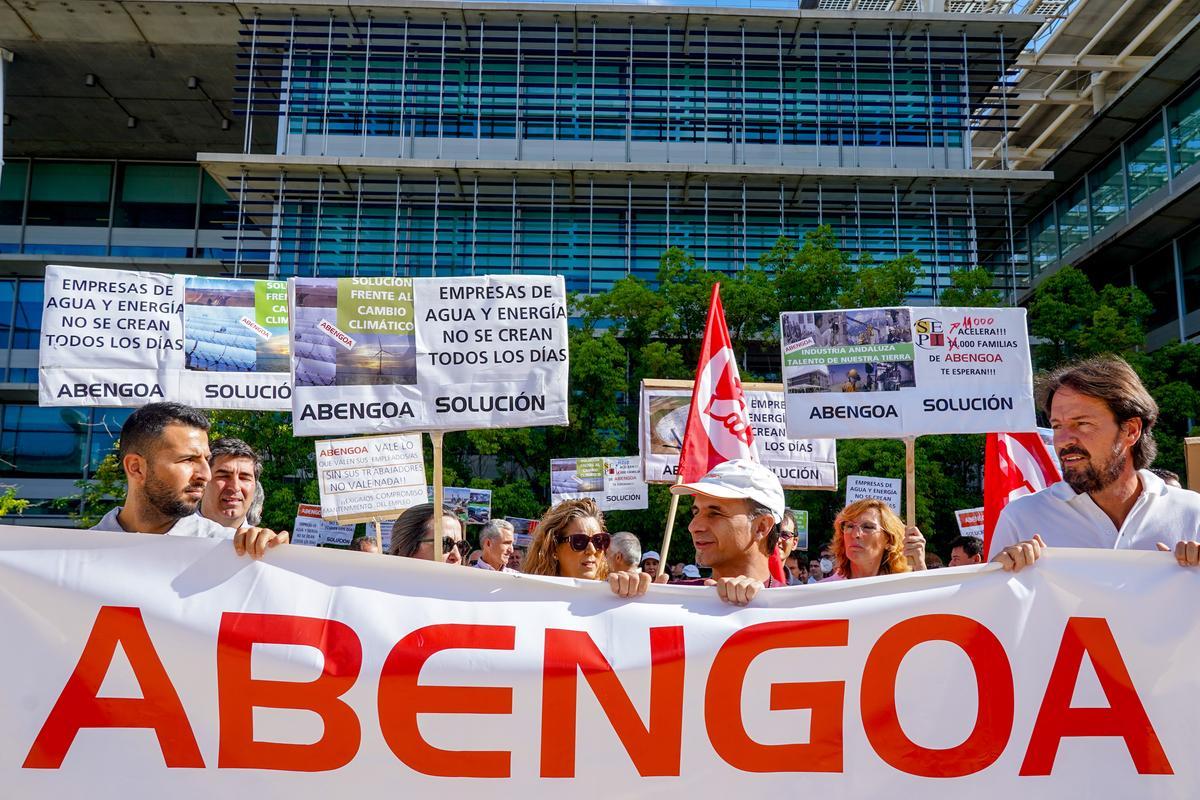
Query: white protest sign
551 456 648 511
956 507 986 539
292 503 357 547
2 530 1195 799
289 276 569 436
846 475 902 515
314 433 427 524
640 380 837 489
780 307 1034 439
39 265 292 410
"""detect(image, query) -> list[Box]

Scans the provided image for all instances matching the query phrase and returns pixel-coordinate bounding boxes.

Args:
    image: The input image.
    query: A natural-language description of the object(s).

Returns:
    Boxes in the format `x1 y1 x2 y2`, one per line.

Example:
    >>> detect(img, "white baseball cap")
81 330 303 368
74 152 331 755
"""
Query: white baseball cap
641 551 661 562
670 459 785 524
682 564 701 578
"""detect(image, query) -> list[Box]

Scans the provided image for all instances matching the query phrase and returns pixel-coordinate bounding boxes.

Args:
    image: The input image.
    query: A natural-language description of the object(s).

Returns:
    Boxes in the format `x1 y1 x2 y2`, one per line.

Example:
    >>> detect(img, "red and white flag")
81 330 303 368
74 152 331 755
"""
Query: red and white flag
983 430 1061 558
677 283 759 482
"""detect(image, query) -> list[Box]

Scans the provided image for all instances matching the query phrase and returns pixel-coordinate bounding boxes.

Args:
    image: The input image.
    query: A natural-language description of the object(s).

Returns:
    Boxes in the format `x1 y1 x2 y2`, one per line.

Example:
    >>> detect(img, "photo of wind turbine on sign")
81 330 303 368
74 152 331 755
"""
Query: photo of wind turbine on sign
655 283 761 579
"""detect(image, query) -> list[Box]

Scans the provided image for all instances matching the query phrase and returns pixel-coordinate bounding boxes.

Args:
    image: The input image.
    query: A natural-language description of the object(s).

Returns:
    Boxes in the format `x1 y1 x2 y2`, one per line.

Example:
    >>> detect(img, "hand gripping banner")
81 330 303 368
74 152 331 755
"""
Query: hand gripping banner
0 528 1192 799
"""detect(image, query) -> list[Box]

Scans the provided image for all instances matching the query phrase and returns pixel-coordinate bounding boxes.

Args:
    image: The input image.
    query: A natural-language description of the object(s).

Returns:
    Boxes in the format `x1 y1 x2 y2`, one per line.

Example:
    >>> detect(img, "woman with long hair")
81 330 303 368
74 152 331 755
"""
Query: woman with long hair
388 503 468 565
525 498 650 597
827 498 926 579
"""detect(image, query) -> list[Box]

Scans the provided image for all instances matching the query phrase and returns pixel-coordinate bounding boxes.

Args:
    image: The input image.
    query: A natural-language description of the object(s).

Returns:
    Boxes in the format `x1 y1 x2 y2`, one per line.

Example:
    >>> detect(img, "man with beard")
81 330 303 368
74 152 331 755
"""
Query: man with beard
991 356 1200 572
92 403 289 558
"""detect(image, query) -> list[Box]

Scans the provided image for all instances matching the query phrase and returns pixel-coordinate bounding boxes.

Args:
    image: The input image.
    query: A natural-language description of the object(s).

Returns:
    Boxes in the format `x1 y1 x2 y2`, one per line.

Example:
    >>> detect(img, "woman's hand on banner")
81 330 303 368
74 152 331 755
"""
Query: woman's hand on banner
234 527 290 559
904 526 927 571
608 570 652 598
992 533 1045 573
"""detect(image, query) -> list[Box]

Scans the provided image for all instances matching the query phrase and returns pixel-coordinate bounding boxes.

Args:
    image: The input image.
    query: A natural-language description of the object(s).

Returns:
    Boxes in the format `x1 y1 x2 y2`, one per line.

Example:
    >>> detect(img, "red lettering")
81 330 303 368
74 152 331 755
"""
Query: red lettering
861 614 1013 777
705 620 848 772
1021 617 1171 776
217 612 362 771
378 624 515 777
24 606 202 769
541 627 685 777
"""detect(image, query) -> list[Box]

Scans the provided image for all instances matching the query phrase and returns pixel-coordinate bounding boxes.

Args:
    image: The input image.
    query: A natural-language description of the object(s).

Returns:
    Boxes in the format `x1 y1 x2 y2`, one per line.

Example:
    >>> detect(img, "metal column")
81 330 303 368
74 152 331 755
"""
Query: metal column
476 17 485 158
360 14 373 156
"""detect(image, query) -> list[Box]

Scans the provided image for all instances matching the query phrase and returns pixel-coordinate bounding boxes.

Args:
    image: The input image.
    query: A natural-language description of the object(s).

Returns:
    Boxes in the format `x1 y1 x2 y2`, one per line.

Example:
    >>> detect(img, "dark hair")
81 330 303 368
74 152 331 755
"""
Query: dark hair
785 552 809 569
949 535 983 559
118 402 210 462
1037 356 1158 470
748 500 781 553
208 437 262 480
389 503 460 557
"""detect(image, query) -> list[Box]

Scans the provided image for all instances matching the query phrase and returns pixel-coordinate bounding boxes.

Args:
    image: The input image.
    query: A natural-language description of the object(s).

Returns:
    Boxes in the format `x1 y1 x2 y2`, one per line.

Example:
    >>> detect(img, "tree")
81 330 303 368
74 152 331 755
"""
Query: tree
0 486 30 518
938 267 1005 307
55 450 126 528
1026 266 1153 369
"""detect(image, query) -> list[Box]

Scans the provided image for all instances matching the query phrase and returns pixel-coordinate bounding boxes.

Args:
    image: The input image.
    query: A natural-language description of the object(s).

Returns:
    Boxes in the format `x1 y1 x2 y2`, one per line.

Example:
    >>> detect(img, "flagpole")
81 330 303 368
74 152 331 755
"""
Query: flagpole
657 474 685 579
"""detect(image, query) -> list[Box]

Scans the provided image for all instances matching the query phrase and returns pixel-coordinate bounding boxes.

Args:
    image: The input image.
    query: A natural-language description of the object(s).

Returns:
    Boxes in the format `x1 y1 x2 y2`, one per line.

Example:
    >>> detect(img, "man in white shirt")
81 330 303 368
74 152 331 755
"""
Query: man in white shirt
992 356 1200 572
475 518 518 573
199 437 261 531
92 402 289 558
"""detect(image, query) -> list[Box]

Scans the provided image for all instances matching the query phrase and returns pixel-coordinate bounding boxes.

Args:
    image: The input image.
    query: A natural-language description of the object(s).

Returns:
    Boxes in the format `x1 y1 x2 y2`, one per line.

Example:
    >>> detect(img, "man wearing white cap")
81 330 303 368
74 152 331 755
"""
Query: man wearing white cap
670 458 788 606
639 550 661 576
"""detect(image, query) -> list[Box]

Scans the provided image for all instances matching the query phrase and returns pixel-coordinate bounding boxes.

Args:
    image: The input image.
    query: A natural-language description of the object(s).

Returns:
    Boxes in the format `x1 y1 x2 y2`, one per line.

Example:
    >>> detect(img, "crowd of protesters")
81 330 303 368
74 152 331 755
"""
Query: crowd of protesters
87 353 1200 605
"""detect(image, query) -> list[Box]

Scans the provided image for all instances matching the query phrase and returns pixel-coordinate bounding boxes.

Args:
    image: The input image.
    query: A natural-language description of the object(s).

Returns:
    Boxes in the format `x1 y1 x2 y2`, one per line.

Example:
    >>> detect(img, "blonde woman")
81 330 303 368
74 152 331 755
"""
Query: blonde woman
525 498 650 597
826 498 926 580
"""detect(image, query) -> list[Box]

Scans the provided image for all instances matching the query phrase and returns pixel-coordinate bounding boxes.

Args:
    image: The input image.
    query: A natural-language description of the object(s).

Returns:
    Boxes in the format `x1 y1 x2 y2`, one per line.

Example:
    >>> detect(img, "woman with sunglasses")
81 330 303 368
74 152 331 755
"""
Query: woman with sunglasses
388 503 468 565
524 498 650 597
825 498 925 580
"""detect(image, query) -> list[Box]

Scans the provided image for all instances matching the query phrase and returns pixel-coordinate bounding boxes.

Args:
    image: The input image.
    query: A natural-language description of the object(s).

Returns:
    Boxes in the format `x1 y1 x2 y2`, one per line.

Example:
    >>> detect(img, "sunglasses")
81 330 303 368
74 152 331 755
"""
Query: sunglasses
554 532 611 552
422 536 469 554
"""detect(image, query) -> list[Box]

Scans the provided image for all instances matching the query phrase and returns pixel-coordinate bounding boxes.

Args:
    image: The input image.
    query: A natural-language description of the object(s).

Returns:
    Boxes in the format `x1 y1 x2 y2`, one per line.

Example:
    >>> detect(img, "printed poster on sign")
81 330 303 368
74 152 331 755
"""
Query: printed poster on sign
291 503 357 547
314 433 427 525
846 475 902 516
640 379 837 489
38 265 291 410
550 456 648 511
427 486 493 525
506 517 538 548
289 276 569 436
955 507 985 539
780 306 1035 438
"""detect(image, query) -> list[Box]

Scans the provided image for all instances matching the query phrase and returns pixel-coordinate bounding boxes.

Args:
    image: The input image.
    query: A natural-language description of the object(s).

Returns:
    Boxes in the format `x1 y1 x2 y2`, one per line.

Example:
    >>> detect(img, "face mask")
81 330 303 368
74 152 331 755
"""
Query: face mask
820 558 833 574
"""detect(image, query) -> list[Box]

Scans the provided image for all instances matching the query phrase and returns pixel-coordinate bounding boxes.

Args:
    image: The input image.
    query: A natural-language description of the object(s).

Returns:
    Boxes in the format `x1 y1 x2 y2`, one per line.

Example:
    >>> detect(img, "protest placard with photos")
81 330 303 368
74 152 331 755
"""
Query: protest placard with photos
428 486 493 525
640 379 837 488
289 275 568 436
780 306 1034 439
39 265 291 410
291 503 357 547
314 433 427 525
550 456 648 511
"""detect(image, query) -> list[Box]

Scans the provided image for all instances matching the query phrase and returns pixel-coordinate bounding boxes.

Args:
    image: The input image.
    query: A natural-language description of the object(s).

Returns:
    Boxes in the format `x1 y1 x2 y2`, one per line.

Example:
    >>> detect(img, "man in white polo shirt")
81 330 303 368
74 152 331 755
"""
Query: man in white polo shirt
991 356 1200 572
92 402 289 558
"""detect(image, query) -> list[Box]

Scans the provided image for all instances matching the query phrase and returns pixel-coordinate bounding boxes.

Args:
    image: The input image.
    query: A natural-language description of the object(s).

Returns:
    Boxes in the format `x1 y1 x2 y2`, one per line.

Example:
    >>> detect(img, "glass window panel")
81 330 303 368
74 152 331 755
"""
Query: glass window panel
1167 81 1200 176
1028 207 1058 273
0 404 89 476
115 164 198 228
1132 245 1178 331
14 280 44 350
27 162 112 227
88 408 132 472
1056 181 1089 257
0 160 27 225
1089 152 1125 234
1181 226 1200 317
0 279 14 357
1126 120 1169 207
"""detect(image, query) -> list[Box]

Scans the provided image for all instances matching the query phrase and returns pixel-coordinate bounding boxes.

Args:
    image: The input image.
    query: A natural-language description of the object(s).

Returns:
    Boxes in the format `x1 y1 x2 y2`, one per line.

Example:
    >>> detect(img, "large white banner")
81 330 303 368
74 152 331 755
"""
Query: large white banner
38 265 292 410
289 276 569 436
641 380 837 489
0 528 1193 799
780 307 1035 439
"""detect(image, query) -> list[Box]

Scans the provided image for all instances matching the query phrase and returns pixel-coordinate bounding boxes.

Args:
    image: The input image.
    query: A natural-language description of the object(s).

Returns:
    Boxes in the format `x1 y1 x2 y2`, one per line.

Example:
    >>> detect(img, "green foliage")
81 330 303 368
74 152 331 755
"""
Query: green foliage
55 450 126 528
0 486 30 518
1026 266 1153 369
939 267 1005 308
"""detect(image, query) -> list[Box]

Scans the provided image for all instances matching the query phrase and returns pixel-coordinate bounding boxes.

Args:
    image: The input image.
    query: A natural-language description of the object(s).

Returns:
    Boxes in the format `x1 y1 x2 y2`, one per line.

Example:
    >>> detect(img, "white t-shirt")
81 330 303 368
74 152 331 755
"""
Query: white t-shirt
92 507 235 539
991 470 1200 555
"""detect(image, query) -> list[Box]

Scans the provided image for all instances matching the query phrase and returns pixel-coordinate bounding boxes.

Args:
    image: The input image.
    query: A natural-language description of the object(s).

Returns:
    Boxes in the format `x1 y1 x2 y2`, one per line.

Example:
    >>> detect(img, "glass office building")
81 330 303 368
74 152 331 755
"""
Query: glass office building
204 5 1048 297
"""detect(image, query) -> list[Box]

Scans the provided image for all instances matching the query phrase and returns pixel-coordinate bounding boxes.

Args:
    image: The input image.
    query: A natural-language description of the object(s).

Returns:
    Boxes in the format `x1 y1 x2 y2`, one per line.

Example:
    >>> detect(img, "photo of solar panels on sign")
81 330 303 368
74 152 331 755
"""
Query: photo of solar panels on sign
291 278 417 387
184 277 290 373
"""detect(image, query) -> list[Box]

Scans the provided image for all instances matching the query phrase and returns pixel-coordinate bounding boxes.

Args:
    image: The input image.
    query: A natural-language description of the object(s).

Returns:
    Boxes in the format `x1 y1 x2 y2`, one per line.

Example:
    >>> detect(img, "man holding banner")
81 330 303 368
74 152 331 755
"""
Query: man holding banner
91 403 289 558
992 357 1200 571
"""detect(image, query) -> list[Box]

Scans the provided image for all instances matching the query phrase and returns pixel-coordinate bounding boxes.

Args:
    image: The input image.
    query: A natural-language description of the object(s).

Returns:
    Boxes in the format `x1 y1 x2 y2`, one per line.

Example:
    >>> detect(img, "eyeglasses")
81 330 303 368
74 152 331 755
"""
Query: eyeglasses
841 521 880 534
422 536 469 554
554 532 611 552
778 530 796 540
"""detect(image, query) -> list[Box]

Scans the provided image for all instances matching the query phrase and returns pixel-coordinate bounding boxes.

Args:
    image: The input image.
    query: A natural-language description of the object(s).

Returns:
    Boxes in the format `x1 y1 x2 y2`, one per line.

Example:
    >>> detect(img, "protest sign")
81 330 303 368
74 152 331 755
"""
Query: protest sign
780 306 1034 439
507 517 538 547
1 529 1193 799
291 503 357 547
314 433 427 524
956 507 986 539
289 275 568 436
641 380 837 489
428 486 493 525
846 475 902 515
550 456 648 511
39 265 292 410
792 508 810 550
